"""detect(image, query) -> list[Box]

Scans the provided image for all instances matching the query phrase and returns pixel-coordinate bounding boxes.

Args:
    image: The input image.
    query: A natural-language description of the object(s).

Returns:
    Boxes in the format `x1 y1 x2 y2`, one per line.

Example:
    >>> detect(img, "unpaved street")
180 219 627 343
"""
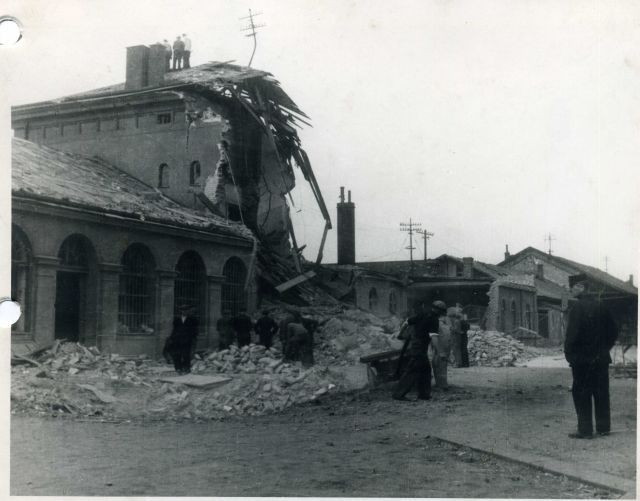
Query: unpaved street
11 365 634 498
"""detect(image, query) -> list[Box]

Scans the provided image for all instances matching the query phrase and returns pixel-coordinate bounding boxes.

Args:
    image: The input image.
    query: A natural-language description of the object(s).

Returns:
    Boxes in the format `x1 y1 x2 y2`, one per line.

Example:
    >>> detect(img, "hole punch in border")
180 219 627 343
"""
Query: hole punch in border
0 16 23 46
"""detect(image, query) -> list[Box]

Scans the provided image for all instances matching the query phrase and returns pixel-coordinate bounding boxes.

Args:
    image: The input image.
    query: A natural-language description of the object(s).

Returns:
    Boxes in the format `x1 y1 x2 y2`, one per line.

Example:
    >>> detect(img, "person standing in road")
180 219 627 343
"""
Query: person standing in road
182 33 192 68
172 35 184 70
255 310 279 349
216 309 235 350
167 304 199 374
393 300 445 401
459 313 471 368
565 277 618 439
431 301 452 390
233 307 254 347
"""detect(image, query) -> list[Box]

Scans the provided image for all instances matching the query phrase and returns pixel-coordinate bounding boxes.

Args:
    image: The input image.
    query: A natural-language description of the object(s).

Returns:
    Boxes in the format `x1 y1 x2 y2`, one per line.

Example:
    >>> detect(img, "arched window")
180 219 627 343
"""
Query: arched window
389 290 397 315
511 300 518 329
222 257 247 316
158 163 169 188
59 234 90 269
524 303 532 330
118 244 156 334
12 226 32 333
189 160 201 186
174 251 206 322
500 299 507 332
369 288 379 311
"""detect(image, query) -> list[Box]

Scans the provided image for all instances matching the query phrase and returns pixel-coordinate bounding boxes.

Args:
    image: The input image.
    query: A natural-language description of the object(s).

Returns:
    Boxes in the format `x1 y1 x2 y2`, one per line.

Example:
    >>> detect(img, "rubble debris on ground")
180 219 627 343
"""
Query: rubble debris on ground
11 308 549 422
467 329 541 367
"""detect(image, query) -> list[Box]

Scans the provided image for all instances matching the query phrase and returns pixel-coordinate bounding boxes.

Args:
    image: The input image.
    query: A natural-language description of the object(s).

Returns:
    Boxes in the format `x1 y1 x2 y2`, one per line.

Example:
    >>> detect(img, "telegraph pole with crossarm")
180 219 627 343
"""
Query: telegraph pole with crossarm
400 219 422 272
240 9 266 67
417 229 434 261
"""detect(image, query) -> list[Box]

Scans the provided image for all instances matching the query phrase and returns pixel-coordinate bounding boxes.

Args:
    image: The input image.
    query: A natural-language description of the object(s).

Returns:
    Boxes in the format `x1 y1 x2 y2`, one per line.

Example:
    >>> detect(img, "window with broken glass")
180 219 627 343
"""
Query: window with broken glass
118 244 155 335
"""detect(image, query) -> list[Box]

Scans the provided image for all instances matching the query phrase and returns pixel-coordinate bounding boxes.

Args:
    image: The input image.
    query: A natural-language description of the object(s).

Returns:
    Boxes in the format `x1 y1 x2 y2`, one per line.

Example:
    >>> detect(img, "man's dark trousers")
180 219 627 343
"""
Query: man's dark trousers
571 363 611 435
393 356 431 399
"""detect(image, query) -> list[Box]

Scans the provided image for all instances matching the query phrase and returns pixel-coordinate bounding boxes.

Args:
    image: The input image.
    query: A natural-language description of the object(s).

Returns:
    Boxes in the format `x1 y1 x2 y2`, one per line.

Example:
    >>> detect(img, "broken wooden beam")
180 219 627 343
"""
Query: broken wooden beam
275 271 317 293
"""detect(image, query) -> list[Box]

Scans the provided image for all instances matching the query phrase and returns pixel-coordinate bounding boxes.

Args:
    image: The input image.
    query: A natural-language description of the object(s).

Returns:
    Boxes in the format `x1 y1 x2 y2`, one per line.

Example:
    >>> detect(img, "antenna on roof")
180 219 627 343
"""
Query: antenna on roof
545 233 555 255
240 9 266 68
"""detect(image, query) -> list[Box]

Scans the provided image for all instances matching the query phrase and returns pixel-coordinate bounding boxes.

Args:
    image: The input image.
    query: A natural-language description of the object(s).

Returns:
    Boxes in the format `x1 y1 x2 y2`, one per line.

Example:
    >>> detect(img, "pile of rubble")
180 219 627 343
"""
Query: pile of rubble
11 340 343 421
467 329 539 367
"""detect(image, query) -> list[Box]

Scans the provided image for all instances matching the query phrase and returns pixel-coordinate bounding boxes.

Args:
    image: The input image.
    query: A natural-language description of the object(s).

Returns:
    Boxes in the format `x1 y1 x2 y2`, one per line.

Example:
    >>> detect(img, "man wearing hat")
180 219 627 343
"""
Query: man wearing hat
166 304 199 374
393 300 446 401
565 275 618 438
232 307 254 347
255 309 279 349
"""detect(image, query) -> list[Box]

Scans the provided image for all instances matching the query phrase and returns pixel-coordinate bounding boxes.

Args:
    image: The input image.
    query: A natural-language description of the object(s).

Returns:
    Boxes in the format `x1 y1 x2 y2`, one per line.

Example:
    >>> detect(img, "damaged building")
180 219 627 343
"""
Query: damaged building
11 43 331 355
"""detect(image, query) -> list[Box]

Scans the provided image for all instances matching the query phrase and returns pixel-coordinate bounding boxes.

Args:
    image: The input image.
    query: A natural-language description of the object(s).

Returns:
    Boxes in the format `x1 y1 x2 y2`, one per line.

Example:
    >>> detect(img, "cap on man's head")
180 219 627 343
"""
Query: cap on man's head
432 300 447 312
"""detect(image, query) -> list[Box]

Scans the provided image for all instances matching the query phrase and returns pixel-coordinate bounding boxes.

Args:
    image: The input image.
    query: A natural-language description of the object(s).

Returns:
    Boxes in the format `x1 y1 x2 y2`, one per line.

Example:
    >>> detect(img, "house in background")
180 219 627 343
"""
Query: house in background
500 246 638 345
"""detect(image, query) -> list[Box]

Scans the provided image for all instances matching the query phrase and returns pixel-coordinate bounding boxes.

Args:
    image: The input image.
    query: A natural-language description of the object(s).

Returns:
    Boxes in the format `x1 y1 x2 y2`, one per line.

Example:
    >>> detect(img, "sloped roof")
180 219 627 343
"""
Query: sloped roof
12 137 254 241
501 246 637 296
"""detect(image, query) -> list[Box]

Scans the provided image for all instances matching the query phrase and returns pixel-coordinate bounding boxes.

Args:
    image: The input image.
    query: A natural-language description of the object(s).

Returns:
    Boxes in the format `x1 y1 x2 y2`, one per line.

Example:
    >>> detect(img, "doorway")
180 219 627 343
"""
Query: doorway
54 272 83 341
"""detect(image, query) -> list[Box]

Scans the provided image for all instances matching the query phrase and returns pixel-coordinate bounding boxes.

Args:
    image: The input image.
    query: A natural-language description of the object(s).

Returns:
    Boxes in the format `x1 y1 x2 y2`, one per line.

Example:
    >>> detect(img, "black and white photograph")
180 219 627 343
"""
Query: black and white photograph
3 0 638 497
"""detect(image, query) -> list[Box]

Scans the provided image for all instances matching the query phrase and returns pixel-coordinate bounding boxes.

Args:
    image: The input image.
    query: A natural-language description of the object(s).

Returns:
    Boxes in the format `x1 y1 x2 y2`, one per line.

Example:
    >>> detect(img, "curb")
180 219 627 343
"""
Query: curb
433 436 635 497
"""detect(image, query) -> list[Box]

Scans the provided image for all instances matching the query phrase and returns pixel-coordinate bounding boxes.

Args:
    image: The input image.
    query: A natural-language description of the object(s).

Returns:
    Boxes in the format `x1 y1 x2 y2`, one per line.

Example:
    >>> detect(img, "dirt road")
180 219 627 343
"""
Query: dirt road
11 365 633 497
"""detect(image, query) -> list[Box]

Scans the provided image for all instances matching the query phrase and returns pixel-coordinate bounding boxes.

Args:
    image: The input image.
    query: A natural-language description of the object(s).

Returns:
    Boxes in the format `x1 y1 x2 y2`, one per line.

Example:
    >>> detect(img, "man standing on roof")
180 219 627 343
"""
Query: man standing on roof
182 33 192 69
565 277 618 439
393 300 446 401
172 35 184 70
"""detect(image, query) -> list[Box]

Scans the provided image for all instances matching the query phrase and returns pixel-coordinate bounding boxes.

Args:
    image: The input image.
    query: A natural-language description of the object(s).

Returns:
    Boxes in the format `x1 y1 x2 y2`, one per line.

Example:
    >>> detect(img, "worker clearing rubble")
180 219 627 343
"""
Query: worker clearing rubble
431 302 453 390
255 310 279 349
233 307 254 348
393 300 447 401
216 309 235 350
283 313 317 366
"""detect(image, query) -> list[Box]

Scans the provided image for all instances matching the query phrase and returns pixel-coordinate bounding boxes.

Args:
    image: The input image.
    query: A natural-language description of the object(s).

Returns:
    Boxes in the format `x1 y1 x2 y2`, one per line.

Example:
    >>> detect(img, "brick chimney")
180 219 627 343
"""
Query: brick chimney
337 187 355 265
462 257 474 279
504 244 510 261
628 274 634 286
125 44 166 90
536 263 544 279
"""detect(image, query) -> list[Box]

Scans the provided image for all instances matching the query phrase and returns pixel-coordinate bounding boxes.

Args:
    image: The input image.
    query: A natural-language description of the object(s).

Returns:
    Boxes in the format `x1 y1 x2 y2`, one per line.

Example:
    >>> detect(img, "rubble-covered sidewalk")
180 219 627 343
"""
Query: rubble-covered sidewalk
11 308 544 422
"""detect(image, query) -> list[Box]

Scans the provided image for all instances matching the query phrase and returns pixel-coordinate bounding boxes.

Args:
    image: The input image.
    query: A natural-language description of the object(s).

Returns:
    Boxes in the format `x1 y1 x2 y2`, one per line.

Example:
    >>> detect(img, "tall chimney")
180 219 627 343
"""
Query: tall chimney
337 186 355 265
125 45 150 90
147 43 167 87
628 274 634 286
504 244 510 261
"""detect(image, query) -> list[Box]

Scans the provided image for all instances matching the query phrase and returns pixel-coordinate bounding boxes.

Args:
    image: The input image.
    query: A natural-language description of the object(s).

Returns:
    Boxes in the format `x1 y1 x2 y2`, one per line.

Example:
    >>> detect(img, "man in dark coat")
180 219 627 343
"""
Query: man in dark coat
216 309 234 350
565 277 618 438
233 307 253 347
167 304 199 374
172 36 184 70
393 300 445 401
255 310 279 349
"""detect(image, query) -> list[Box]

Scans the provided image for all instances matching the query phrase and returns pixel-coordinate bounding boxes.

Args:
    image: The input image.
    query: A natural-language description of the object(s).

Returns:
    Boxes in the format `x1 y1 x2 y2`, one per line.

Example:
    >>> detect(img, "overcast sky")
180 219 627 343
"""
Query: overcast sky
2 0 639 281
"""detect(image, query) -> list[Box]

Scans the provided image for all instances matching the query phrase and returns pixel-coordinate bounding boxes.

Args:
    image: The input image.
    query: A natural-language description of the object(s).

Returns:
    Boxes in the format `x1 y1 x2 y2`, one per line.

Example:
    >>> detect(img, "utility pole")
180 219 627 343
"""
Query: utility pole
604 256 609 273
545 233 555 255
417 229 434 261
400 219 421 272
240 9 265 67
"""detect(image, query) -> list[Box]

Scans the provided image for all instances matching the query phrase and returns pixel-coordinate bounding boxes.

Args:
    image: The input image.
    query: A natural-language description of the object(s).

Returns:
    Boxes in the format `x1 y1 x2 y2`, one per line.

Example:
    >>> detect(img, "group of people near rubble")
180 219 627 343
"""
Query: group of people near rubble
160 34 192 71
163 306 318 374
393 300 470 401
